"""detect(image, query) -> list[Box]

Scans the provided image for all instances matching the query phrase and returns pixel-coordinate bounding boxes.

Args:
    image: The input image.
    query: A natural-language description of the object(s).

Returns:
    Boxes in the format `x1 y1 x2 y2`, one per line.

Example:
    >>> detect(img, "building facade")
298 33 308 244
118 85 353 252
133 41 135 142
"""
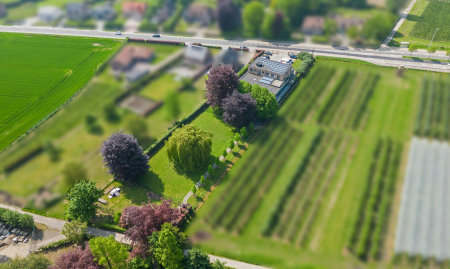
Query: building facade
248 58 293 82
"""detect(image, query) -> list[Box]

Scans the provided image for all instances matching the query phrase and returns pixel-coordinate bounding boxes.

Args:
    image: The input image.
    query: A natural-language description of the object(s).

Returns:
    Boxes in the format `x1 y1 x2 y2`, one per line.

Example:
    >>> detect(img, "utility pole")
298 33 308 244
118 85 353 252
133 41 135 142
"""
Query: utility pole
429 28 439 49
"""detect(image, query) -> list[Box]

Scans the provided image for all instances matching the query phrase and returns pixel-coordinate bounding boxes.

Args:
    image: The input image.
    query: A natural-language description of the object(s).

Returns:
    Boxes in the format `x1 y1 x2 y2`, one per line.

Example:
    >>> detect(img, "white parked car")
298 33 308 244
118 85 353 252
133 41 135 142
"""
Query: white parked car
115 31 122 35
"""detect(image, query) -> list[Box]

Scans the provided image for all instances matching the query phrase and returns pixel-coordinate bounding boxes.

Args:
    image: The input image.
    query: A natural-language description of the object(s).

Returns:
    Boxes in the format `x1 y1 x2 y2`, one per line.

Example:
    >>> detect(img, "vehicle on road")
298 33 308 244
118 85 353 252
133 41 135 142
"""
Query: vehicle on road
153 34 161 38
115 31 122 35
264 51 273 56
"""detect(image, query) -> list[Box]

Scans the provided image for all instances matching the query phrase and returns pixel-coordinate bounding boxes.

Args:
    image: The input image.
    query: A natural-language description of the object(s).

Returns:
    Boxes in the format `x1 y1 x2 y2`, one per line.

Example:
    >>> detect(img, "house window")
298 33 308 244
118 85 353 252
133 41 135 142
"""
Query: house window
266 73 270 77
277 75 280 80
271 74 274 78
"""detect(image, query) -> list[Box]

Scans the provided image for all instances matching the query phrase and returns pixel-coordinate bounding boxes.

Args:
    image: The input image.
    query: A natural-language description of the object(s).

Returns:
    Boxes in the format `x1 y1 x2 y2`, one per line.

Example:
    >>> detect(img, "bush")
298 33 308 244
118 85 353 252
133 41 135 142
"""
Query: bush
237 80 252 94
114 212 122 224
237 64 249 77
139 21 158 32
250 84 278 119
240 127 248 138
222 149 227 157
97 222 126 233
297 52 313 61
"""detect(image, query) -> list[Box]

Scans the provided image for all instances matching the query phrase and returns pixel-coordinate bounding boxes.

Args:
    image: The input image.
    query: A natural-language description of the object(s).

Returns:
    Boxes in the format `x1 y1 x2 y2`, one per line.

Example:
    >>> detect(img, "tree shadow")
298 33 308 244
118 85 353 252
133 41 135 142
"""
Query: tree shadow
406 14 420 23
87 125 104 135
137 170 165 198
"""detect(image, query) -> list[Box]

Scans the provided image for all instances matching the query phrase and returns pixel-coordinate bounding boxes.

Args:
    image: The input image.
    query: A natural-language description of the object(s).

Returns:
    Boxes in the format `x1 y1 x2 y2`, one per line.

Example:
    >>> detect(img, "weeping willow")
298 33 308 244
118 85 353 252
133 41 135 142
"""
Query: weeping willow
166 124 213 172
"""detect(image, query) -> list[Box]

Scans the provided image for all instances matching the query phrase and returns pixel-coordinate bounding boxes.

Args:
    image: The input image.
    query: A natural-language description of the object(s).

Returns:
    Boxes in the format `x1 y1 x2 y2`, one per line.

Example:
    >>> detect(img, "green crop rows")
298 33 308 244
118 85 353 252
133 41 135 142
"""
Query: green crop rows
348 139 403 261
415 75 450 139
410 0 450 42
0 33 121 152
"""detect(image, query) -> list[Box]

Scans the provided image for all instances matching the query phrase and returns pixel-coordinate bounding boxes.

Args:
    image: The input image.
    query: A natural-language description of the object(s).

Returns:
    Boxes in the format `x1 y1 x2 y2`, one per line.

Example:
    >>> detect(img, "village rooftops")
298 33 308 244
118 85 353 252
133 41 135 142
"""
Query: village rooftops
111 46 154 71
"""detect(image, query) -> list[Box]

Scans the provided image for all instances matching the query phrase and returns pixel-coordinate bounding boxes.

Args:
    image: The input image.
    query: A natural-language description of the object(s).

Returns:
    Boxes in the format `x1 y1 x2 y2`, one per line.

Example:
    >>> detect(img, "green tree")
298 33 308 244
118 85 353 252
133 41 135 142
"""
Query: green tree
215 156 220 165
114 211 121 223
18 214 34 229
229 140 234 149
200 175 205 185
240 127 248 138
208 165 213 175
0 254 50 269
428 46 437 58
183 248 212 269
243 1 265 37
261 11 291 40
211 259 227 269
347 25 359 40
276 0 308 27
124 114 151 147
324 19 338 36
191 185 197 197
61 220 87 245
89 235 129 269
166 124 213 172
62 162 87 187
165 89 181 121
237 80 252 94
150 223 186 269
408 44 419 56
222 149 227 157
362 13 396 43
234 133 240 143
66 179 102 223
251 85 278 119
104 103 120 123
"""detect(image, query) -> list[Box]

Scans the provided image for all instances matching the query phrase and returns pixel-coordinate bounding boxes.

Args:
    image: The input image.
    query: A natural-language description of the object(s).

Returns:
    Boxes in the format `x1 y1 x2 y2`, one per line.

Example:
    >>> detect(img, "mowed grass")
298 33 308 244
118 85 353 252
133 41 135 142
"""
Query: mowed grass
390 0 450 49
187 60 422 268
0 33 122 152
139 73 182 101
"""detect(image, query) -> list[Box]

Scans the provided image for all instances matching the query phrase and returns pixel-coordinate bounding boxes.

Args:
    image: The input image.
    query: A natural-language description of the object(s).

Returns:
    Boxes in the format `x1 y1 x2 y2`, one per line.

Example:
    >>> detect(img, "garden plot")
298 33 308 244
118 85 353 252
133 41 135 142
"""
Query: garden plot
410 0 450 42
395 137 450 260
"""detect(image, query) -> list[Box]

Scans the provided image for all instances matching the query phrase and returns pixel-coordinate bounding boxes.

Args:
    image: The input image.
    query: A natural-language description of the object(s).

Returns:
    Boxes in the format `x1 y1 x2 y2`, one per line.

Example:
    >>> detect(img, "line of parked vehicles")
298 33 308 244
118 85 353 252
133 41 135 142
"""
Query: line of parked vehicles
0 223 29 244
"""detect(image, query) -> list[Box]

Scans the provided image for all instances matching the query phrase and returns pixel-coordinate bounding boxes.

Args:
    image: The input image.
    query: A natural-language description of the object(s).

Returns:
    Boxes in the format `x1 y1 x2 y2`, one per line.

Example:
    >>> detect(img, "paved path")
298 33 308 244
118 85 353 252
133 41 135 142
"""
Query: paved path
381 0 418 47
208 254 270 269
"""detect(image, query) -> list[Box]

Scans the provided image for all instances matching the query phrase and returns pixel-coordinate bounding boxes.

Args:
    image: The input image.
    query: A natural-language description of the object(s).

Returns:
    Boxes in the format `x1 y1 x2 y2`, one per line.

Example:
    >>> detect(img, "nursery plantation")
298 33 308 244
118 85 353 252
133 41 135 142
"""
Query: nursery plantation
0 33 122 152
410 0 450 42
187 59 431 268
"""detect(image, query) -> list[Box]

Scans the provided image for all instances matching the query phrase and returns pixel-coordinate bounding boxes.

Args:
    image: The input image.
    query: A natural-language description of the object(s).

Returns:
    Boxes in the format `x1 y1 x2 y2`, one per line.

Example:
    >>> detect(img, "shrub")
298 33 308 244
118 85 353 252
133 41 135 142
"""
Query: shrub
251 84 278 119
229 140 234 149
114 211 122 224
200 175 205 185
237 80 252 94
240 127 248 138
166 124 213 172
222 149 227 157
208 165 214 175
222 91 257 128
51 243 100 269
139 21 158 32
97 223 126 233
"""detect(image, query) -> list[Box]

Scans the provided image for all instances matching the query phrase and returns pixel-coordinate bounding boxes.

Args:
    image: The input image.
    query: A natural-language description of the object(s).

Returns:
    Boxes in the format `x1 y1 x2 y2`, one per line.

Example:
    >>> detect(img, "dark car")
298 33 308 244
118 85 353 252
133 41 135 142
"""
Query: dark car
264 51 272 56
153 34 161 38
289 54 297 59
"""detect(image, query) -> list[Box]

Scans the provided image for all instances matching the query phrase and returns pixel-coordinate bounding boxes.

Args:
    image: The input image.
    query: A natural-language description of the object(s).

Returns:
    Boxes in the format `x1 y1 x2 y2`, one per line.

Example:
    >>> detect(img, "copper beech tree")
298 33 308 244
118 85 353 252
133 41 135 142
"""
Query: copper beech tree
120 199 181 258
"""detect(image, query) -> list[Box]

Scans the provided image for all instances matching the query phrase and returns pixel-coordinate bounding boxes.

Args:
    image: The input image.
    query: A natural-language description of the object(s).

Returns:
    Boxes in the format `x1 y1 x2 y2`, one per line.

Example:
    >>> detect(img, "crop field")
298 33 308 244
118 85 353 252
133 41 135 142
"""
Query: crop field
0 33 122 152
187 59 423 268
415 75 450 140
410 0 450 42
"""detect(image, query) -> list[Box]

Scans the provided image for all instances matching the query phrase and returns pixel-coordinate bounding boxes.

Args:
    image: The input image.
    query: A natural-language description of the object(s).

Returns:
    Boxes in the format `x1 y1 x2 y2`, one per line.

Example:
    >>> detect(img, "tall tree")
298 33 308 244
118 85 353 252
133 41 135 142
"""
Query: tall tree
222 91 257 128
205 65 240 109
149 223 186 269
50 243 101 269
183 248 212 269
261 10 291 40
251 85 279 119
66 179 102 223
237 80 252 94
89 235 129 269
166 124 213 172
277 0 308 27
120 200 181 258
165 89 181 121
61 220 87 245
100 132 150 182
243 1 265 37
217 0 241 32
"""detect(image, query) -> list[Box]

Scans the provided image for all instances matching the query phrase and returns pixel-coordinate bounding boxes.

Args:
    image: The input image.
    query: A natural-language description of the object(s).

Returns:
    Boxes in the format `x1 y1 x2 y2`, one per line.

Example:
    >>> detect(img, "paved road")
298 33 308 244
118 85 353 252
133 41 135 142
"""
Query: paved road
381 0 418 47
1 25 450 72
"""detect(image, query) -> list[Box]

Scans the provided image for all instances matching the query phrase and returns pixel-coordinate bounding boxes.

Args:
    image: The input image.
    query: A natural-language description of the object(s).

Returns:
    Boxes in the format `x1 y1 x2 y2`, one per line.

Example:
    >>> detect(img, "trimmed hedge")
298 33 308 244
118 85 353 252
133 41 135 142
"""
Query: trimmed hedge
37 238 72 252
0 208 34 229
22 207 57 219
237 64 249 77
96 222 126 233
144 100 209 156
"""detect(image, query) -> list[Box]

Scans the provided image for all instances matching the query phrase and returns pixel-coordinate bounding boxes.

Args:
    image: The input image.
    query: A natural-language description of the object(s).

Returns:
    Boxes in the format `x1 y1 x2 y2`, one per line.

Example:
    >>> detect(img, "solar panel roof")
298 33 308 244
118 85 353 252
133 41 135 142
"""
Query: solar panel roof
251 58 291 75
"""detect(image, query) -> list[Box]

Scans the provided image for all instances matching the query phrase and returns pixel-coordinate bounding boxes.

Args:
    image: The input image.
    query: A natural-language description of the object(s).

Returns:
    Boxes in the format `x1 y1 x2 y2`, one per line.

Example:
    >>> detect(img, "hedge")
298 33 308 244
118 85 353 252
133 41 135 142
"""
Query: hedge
0 208 34 229
144 100 209 156
3 145 43 173
22 207 57 219
36 238 73 252
237 64 249 77
96 222 126 233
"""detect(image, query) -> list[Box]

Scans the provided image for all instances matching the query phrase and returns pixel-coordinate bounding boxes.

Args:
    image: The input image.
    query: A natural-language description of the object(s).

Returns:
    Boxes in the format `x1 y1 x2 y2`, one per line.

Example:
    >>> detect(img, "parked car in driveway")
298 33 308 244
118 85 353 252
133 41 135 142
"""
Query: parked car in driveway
264 51 272 56
289 54 297 59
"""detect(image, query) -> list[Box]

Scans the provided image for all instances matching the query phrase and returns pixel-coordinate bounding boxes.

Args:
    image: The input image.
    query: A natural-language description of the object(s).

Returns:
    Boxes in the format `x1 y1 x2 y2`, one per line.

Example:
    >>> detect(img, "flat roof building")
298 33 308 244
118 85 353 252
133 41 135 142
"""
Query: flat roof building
248 58 293 82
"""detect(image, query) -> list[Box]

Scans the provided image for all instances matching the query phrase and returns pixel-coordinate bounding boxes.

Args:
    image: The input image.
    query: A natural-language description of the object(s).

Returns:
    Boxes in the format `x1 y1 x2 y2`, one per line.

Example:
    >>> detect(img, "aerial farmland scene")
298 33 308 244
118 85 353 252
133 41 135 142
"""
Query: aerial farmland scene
1 0 450 268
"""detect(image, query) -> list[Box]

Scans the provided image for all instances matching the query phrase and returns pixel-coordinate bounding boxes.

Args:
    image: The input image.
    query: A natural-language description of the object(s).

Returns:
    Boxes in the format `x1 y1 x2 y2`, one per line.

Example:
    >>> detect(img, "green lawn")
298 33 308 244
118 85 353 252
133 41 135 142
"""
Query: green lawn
292 59 302 69
0 33 122 153
139 73 182 101
186 59 422 269
390 0 450 50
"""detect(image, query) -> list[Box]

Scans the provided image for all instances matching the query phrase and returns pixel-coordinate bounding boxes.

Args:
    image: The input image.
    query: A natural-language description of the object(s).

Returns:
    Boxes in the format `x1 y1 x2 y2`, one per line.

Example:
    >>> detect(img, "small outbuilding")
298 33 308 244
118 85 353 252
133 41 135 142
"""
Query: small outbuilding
38 6 64 23
111 46 154 72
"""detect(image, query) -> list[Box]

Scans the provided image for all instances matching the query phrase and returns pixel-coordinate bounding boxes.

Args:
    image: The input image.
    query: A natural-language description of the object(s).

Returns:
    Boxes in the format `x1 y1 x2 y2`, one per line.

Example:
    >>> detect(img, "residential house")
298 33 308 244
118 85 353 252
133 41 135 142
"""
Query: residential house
122 2 147 19
66 2 90 21
332 15 365 32
91 4 116 21
183 3 214 26
0 4 6 18
152 1 176 24
248 58 293 82
38 6 64 23
302 16 325 35
212 49 240 71
111 46 154 72
184 45 213 66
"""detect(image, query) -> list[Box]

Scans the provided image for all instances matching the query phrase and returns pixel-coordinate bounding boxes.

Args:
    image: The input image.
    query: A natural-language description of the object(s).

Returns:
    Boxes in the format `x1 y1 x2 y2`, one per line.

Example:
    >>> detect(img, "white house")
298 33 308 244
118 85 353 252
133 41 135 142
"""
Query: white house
38 6 64 23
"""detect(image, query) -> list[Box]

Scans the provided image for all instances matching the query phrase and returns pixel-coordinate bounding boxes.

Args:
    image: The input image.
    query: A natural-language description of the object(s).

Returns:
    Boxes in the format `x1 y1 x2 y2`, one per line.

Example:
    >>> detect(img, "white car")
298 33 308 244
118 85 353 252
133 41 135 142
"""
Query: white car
115 31 122 35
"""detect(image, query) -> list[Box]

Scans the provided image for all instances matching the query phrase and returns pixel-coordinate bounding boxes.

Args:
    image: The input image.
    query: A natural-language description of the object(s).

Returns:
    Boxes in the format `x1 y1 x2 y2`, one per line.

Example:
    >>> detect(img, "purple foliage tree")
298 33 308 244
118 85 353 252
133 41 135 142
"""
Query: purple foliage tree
217 0 241 32
205 65 239 110
222 91 257 128
100 132 149 182
50 243 101 269
120 199 181 258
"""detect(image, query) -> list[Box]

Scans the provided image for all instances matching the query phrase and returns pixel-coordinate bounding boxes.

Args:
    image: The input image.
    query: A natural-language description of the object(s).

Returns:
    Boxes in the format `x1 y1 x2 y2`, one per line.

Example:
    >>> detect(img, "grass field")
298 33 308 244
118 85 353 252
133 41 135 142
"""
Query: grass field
187 59 423 268
390 0 450 49
0 33 122 153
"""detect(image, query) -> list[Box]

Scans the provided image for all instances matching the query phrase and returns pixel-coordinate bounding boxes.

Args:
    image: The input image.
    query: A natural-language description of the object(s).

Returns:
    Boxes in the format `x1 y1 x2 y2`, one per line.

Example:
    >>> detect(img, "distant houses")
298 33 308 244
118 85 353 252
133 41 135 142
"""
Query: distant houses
38 6 64 23
183 3 214 27
0 4 6 18
122 2 147 20
66 2 90 21
91 4 116 21
111 46 155 83
212 49 240 71
302 16 325 35
184 45 213 66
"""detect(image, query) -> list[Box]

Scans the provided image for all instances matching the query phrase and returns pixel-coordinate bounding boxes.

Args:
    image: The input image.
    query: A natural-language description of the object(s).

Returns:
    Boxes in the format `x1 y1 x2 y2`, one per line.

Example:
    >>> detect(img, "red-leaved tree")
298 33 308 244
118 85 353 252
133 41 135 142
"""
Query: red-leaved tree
120 199 181 258
51 243 101 269
205 65 239 110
